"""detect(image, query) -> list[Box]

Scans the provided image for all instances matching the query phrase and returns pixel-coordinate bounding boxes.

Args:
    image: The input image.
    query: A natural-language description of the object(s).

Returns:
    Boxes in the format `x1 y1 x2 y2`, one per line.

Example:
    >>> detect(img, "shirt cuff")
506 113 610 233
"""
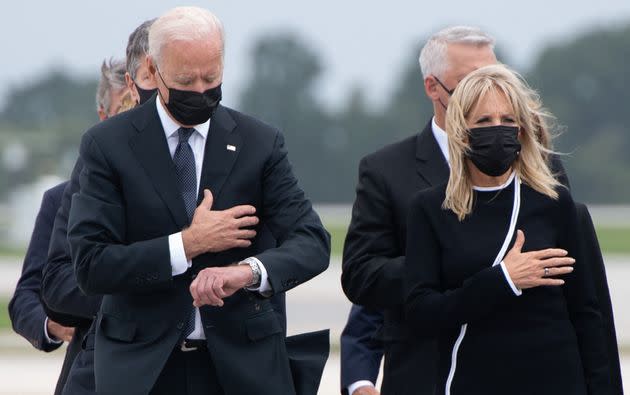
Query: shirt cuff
43 317 63 345
169 232 191 276
348 380 375 395
499 261 522 296
240 257 272 296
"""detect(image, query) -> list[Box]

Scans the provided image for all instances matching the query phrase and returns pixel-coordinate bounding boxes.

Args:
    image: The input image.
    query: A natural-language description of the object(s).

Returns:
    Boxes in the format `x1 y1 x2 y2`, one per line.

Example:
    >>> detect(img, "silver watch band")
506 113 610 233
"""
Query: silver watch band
243 258 261 288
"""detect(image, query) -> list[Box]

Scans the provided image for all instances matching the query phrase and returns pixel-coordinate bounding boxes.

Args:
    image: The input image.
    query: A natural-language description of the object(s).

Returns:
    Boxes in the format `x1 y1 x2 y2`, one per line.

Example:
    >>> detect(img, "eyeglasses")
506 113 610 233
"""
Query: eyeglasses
433 75 454 96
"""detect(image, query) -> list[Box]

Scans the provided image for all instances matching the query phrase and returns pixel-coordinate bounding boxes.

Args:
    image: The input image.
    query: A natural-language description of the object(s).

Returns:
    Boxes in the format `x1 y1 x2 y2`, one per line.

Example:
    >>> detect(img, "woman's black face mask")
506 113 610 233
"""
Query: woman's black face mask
466 125 521 177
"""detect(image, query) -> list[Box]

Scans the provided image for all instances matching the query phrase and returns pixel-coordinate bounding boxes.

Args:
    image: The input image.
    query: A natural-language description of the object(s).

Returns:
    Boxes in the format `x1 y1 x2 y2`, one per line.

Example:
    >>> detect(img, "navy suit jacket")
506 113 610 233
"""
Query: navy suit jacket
340 304 383 394
9 181 67 351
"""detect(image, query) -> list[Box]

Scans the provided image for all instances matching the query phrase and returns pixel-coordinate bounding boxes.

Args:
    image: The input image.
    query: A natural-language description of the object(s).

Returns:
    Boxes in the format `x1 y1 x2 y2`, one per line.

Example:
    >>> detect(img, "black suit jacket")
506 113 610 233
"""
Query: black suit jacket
67 98 330 395
341 123 447 395
41 139 292 394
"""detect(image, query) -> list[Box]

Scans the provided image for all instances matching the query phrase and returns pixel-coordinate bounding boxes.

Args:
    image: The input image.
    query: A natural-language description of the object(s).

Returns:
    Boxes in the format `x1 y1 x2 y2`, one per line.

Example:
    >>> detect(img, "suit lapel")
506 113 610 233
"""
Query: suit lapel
128 98 189 229
415 121 450 186
197 105 241 204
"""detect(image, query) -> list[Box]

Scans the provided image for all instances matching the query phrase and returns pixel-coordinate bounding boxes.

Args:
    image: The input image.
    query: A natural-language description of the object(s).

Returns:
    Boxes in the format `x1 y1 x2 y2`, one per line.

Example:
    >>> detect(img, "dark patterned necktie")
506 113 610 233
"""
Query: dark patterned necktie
173 127 197 338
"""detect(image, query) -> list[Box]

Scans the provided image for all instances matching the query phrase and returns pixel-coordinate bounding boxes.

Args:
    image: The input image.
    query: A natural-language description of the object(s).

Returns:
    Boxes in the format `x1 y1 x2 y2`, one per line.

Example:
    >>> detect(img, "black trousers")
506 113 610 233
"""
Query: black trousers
150 345 224 395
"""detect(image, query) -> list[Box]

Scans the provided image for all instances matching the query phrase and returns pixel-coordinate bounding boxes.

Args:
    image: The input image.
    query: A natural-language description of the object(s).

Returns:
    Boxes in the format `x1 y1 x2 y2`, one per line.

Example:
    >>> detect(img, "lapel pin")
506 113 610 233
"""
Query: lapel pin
226 145 236 152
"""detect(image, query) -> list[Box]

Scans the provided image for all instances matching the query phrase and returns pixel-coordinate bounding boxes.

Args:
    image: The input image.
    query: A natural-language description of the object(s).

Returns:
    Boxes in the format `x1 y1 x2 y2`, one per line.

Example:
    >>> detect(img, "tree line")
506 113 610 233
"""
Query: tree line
1 24 629 203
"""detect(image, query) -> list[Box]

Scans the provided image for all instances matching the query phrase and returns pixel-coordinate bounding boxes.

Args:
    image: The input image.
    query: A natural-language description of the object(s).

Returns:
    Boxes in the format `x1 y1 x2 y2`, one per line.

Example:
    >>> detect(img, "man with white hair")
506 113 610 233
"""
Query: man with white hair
68 6 330 395
340 26 497 395
95 58 129 120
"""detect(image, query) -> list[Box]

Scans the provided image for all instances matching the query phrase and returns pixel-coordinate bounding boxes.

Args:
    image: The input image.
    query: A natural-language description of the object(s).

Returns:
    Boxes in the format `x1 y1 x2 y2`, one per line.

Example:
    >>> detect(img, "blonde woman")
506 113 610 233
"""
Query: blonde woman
403 64 610 394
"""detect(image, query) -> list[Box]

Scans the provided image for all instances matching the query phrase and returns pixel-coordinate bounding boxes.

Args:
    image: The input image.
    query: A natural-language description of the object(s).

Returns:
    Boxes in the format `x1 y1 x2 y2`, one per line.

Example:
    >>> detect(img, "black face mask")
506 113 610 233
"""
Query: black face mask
133 81 157 105
157 69 222 125
467 125 521 177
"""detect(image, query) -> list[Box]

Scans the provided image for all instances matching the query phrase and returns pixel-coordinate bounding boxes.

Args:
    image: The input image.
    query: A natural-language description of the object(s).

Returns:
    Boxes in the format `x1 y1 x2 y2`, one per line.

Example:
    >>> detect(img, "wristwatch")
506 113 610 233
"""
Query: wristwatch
242 258 261 288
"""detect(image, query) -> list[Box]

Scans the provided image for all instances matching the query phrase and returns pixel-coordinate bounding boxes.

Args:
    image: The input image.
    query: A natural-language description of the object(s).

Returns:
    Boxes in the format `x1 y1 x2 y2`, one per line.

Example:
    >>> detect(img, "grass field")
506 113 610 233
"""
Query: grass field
0 298 10 330
1 225 627 260
597 227 630 254
326 224 630 257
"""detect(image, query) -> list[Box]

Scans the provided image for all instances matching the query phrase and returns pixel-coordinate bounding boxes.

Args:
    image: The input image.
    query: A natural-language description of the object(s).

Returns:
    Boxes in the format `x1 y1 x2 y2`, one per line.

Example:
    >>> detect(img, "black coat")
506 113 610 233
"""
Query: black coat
67 97 330 395
341 123 448 395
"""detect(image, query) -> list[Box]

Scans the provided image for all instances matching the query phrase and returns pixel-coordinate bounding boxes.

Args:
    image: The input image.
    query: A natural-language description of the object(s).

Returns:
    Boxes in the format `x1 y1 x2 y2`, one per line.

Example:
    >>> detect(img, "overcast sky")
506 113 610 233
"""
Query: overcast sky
2 0 630 109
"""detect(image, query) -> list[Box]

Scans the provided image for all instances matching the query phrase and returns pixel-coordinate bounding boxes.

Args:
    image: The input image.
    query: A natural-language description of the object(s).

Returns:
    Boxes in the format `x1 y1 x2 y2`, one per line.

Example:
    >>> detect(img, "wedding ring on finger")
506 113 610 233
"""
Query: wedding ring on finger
543 267 550 277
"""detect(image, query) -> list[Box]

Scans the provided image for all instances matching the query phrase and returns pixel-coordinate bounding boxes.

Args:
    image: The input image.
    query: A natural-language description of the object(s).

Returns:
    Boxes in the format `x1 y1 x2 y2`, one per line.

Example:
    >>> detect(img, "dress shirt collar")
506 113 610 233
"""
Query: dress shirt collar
155 95 210 140
431 116 450 165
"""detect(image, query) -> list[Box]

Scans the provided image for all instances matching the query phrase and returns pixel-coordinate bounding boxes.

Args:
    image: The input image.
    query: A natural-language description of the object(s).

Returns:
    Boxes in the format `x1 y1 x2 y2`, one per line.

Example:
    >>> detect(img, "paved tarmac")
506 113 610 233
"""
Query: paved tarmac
1 255 629 393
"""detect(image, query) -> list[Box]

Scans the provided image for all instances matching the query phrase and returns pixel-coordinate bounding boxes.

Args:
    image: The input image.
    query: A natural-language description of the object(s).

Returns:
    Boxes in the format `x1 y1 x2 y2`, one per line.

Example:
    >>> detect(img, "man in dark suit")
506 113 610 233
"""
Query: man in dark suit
67 7 329 395
340 26 497 395
8 182 73 395
43 16 306 395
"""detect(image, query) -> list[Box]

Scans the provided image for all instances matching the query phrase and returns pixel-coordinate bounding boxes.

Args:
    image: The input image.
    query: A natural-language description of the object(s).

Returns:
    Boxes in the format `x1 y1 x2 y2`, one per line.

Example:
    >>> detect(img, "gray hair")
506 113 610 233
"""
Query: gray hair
419 26 495 79
96 58 127 112
148 6 224 68
126 18 156 80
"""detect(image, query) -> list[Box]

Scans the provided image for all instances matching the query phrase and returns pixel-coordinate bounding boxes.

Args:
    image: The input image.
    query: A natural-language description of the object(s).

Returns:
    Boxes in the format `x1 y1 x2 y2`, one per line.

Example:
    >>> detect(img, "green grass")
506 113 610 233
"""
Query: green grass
596 227 630 254
327 224 348 258
0 245 25 258
0 298 11 330
326 223 630 258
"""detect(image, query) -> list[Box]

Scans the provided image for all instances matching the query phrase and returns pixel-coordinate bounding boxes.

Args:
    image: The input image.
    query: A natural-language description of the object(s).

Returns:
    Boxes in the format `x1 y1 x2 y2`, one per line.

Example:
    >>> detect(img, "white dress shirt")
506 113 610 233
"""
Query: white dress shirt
431 117 450 165
156 98 271 340
43 317 63 345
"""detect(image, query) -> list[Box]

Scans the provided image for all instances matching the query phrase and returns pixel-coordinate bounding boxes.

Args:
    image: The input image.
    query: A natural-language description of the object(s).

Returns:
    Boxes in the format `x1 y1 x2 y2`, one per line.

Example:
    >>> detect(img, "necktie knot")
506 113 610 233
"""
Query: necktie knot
177 127 195 144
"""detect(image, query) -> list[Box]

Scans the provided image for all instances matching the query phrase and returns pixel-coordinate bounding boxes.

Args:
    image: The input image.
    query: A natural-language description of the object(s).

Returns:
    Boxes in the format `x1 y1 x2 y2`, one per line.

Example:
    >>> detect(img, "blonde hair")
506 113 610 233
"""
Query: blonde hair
443 64 561 221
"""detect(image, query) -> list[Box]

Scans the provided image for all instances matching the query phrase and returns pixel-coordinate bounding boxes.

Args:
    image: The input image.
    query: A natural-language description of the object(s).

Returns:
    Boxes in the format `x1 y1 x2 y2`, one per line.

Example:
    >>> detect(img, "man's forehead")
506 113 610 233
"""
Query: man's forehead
445 44 496 78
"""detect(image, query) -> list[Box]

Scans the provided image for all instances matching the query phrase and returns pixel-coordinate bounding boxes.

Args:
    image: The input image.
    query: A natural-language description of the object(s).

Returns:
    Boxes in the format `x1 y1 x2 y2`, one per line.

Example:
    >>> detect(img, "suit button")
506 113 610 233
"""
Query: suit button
255 304 261 311
177 322 184 330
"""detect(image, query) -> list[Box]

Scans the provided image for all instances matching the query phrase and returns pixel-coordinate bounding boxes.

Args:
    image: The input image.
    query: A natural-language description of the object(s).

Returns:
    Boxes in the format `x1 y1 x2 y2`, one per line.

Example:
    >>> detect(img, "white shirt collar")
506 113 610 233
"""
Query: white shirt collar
431 117 449 164
472 171 516 191
155 95 210 140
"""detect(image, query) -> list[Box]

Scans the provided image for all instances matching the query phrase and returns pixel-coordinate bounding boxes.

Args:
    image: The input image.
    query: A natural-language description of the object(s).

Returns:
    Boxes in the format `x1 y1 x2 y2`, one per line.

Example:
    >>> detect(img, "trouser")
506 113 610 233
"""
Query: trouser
150 342 224 395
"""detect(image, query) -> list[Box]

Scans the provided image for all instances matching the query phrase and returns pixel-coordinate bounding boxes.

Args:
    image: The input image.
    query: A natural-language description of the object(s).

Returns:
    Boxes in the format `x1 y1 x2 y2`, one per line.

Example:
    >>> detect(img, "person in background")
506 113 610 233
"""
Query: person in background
8 58 129 395
124 18 158 105
96 58 129 120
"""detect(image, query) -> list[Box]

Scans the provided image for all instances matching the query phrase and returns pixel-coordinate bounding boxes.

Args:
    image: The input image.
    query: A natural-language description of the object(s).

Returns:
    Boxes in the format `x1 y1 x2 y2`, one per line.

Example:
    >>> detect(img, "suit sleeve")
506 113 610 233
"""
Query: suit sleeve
42 157 102 323
253 131 331 294
558 193 612 394
8 187 63 352
403 193 519 337
68 132 173 295
340 304 384 393
340 156 407 309
574 203 623 394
